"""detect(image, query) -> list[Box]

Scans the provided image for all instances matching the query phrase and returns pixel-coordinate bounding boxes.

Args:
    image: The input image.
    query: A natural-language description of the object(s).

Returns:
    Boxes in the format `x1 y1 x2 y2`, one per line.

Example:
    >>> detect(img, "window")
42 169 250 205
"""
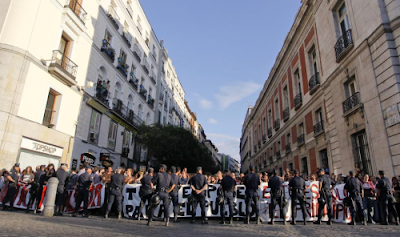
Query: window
119 49 127 64
59 35 72 58
286 133 291 144
288 163 293 172
277 141 280 153
337 2 350 36
294 69 301 95
301 157 308 175
315 109 323 123
263 117 266 135
352 131 372 176
344 78 357 99
309 47 318 76
123 129 131 148
319 149 329 174
258 124 261 141
104 29 113 44
268 109 272 128
275 99 280 120
89 110 101 143
42 91 58 126
298 123 304 135
108 121 118 149
136 17 142 34
283 86 289 109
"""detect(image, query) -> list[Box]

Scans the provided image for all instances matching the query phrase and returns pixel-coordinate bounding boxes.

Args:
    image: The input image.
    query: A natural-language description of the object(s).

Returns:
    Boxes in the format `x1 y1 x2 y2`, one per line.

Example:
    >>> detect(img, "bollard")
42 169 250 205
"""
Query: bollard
42 177 59 217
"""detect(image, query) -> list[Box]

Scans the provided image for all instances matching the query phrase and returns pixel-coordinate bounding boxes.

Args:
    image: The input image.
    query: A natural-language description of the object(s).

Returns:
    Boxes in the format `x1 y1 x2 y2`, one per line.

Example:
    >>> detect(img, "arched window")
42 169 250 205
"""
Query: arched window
146 112 151 125
114 82 121 99
138 104 143 119
127 94 133 110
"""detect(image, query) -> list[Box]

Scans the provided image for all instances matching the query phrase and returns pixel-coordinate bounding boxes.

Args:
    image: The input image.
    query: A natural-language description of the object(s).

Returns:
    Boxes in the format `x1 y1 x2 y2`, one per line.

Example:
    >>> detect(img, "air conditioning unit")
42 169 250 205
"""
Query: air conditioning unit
89 132 98 141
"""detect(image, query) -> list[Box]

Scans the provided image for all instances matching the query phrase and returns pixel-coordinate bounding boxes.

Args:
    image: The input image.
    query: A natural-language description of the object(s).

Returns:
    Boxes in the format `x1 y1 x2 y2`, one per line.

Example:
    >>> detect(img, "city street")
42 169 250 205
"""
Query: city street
0 211 399 237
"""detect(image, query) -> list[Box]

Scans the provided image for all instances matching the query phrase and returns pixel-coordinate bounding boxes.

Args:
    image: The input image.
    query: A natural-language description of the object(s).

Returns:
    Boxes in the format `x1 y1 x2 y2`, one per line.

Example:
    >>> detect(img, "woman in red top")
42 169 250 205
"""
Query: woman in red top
362 174 376 224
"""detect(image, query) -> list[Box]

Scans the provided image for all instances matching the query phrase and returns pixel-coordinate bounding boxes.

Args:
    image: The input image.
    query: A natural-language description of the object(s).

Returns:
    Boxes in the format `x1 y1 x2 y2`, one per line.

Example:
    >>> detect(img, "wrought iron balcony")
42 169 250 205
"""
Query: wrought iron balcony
285 143 291 154
126 109 143 127
258 140 261 148
334 29 354 62
262 134 266 143
107 6 120 29
275 119 280 131
297 134 305 146
67 0 87 24
111 98 127 117
314 120 324 136
128 73 138 90
308 72 320 95
147 95 154 108
283 107 290 122
254 145 257 153
133 44 142 62
268 127 272 138
48 50 78 86
343 92 361 115
139 85 147 100
121 31 132 48
117 58 129 77
294 93 302 110
101 39 115 62
142 60 150 74
276 150 281 159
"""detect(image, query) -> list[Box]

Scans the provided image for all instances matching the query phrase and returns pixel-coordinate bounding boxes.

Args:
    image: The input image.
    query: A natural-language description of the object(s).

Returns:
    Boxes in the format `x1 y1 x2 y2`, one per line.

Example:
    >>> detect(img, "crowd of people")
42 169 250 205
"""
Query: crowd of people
0 162 400 227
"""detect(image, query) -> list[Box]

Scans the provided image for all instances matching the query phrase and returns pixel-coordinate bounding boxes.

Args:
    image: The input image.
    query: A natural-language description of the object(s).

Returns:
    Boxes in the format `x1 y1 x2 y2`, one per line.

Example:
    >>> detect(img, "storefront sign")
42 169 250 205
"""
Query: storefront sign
80 153 96 165
71 159 78 170
20 137 63 157
100 153 113 167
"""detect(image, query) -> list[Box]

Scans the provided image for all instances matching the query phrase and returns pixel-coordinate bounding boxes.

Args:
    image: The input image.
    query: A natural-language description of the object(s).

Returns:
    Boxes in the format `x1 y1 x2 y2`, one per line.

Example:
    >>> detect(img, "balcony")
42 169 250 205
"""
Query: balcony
95 86 109 106
149 70 156 85
343 92 362 116
283 107 290 122
297 134 305 146
126 109 143 127
139 85 147 100
268 127 272 138
294 93 302 110
262 134 266 143
101 40 115 62
128 73 138 90
274 119 280 131
276 151 281 159
308 72 320 95
314 121 324 137
147 95 154 108
334 29 354 62
48 50 78 86
285 143 291 154
121 31 132 48
133 44 142 62
111 98 127 118
258 140 261 148
254 145 257 153
66 0 87 24
107 6 120 30
142 60 150 74
116 58 129 77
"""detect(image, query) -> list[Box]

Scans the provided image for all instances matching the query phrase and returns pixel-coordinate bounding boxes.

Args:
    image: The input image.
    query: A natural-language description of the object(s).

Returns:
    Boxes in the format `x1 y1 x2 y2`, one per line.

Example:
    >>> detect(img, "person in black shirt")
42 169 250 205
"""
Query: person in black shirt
55 163 70 216
1 164 20 211
139 168 154 221
26 165 45 213
72 166 93 218
189 166 208 224
268 169 286 225
105 167 125 219
344 170 366 225
169 166 181 222
376 170 399 225
314 169 335 225
288 170 307 225
148 164 173 227
243 165 260 225
219 169 236 225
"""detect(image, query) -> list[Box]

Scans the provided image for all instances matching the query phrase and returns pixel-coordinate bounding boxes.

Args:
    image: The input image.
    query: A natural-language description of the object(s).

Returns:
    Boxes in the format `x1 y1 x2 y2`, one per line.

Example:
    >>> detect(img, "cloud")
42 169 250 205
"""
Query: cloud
207 133 240 162
208 118 218 124
215 81 261 109
199 98 214 110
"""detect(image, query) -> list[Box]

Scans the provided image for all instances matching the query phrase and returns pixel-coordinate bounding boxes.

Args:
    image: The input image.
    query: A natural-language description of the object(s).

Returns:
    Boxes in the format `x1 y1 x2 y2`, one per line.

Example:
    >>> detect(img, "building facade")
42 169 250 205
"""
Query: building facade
240 0 400 177
0 0 93 169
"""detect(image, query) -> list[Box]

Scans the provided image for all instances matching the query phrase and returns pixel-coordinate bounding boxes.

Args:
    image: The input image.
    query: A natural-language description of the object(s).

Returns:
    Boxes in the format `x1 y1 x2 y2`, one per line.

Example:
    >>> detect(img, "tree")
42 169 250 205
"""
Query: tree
135 124 218 173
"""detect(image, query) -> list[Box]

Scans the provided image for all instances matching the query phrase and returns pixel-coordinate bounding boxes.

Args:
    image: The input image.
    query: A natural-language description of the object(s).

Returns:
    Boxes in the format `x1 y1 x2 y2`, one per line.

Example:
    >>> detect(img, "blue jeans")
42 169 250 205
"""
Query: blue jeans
363 197 375 222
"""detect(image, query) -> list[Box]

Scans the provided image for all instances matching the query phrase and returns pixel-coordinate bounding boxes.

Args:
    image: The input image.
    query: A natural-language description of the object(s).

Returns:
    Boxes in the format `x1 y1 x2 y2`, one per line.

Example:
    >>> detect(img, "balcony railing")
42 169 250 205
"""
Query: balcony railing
121 31 132 48
314 120 324 136
101 39 115 62
108 6 120 29
285 143 291 154
117 59 128 77
258 140 261 148
262 134 266 143
67 0 87 24
297 134 305 146
275 119 280 131
112 98 127 117
268 127 272 138
254 145 257 153
343 92 361 115
276 150 281 159
308 72 320 95
139 85 147 100
142 60 150 74
42 109 55 127
149 70 156 85
128 73 138 90
48 50 78 86
147 95 154 108
283 107 290 122
334 29 354 62
294 93 302 110
126 109 143 127
133 44 142 62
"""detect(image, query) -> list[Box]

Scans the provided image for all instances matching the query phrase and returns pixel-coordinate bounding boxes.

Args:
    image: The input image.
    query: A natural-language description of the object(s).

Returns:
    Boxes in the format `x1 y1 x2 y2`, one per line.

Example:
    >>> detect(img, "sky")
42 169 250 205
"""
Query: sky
139 0 302 162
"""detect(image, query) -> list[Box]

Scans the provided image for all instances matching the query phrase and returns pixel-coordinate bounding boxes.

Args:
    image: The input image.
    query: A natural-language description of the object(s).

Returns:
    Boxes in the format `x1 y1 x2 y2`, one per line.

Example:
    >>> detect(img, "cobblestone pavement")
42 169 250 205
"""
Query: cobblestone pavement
0 210 399 237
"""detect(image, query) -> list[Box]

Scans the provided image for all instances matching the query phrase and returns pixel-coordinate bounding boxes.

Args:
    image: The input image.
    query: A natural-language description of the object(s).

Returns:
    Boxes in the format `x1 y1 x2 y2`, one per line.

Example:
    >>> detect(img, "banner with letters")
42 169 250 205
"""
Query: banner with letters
0 182 105 212
1 181 350 222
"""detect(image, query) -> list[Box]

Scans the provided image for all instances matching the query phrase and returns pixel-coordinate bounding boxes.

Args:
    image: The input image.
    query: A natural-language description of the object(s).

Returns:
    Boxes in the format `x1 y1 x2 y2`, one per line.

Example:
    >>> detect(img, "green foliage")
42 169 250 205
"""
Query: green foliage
135 124 218 173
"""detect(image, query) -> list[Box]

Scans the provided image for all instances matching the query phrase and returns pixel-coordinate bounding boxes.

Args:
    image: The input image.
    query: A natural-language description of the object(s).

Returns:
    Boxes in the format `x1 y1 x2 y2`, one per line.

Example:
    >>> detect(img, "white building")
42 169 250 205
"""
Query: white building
0 0 93 169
